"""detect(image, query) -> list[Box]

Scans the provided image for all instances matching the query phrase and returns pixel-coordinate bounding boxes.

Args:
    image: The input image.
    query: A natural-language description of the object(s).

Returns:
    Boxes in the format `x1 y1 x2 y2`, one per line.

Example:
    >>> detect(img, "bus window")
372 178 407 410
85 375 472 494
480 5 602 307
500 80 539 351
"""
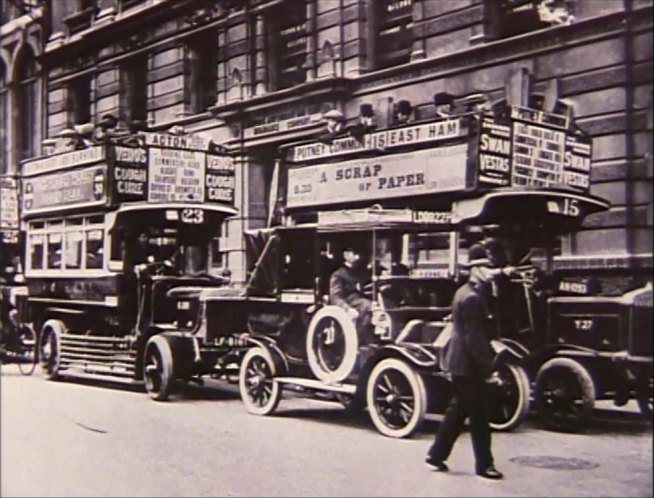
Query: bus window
64 230 83 269
46 221 63 270
86 228 104 269
414 233 451 274
180 245 206 276
29 233 44 270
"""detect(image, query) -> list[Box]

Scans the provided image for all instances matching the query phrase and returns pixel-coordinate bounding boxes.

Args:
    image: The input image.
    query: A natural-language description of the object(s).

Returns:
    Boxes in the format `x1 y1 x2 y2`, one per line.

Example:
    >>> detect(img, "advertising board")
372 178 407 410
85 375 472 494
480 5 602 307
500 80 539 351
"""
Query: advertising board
477 107 591 193
287 144 468 208
0 176 19 243
111 145 235 206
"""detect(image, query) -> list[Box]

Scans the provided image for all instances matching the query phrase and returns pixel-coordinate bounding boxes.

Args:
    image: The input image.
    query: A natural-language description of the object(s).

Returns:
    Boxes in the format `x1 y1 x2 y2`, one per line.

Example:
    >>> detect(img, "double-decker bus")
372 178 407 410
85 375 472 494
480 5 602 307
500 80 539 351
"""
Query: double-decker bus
17 128 246 399
232 94 651 434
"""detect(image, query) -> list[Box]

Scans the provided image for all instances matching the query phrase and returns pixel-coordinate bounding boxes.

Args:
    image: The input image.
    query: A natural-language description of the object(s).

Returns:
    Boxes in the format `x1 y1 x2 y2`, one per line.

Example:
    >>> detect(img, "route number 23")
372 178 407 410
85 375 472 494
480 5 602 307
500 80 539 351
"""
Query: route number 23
181 208 204 224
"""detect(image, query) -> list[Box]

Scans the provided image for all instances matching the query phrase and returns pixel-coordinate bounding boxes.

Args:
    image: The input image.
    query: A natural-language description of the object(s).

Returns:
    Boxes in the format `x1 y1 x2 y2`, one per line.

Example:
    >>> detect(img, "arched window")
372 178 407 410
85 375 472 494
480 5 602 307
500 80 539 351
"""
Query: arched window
15 45 39 162
0 61 8 174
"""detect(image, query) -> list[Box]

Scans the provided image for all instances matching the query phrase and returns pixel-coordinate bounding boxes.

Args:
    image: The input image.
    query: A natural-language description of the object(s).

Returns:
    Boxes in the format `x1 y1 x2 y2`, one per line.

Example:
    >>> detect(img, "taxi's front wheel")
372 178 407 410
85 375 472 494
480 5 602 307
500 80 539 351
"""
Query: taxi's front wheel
239 347 281 416
366 358 427 438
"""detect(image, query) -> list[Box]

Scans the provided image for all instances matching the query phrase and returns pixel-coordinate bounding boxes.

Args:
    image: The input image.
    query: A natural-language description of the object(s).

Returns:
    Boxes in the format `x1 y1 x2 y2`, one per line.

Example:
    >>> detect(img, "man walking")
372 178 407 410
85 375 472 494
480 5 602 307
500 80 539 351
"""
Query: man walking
425 243 504 480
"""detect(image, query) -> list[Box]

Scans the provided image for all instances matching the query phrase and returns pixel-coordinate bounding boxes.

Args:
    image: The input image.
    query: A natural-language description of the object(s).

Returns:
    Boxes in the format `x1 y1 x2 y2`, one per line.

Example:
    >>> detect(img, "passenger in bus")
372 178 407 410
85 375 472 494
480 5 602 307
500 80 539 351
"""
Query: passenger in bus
394 99 414 125
74 123 96 148
319 109 346 143
347 103 376 144
93 113 118 143
58 128 85 151
329 245 373 343
433 92 456 118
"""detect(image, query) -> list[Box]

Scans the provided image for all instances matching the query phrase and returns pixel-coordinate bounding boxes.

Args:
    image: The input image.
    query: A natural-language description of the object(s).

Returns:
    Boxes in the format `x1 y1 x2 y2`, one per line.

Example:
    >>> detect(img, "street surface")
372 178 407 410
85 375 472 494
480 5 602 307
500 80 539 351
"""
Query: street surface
1 364 652 497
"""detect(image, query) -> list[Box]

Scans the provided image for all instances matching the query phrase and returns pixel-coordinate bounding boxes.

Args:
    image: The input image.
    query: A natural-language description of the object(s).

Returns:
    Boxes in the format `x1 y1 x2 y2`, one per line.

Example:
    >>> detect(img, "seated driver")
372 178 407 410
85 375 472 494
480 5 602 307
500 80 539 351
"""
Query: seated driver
329 245 373 344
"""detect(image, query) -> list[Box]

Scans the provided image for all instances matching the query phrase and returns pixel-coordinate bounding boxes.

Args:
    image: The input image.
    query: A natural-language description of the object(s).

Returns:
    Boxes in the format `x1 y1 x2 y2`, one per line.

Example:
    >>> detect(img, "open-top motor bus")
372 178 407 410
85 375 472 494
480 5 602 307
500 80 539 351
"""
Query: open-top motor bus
15 128 248 399
231 91 650 435
450 190 652 432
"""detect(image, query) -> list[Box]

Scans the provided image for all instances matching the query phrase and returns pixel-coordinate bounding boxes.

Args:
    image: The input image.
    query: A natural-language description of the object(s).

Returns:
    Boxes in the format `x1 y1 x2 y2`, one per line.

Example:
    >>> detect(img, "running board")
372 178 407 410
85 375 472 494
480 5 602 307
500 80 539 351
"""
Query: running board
58 368 142 386
274 377 356 394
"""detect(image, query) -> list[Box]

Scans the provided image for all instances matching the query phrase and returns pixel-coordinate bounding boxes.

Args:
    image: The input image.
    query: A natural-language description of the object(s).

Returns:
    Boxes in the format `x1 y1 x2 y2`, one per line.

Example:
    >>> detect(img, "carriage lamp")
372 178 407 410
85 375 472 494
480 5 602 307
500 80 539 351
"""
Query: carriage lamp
371 309 391 340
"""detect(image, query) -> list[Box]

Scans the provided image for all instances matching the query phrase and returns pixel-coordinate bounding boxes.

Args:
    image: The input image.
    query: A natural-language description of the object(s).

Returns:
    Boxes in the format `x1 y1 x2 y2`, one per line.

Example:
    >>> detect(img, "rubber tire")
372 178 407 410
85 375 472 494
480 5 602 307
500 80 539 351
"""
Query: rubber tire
306 306 359 383
366 358 427 438
488 364 531 431
536 357 596 433
39 320 66 381
143 335 176 402
239 347 282 416
17 325 37 376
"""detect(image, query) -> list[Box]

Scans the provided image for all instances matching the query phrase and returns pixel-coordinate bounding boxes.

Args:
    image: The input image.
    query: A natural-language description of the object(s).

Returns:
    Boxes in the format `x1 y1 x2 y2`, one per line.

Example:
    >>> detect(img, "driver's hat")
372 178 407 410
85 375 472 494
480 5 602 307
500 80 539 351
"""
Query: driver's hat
461 243 491 268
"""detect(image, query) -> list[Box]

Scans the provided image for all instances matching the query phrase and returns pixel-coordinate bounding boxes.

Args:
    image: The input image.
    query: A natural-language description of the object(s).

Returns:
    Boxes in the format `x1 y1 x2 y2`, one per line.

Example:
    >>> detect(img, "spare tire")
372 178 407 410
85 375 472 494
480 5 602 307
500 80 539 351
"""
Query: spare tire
306 305 359 383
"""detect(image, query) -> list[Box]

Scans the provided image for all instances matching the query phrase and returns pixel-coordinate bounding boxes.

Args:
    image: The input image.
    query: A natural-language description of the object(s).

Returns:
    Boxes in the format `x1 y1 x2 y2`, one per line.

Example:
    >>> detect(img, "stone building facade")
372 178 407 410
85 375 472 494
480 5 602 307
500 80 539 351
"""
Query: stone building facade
1 0 652 292
0 0 44 176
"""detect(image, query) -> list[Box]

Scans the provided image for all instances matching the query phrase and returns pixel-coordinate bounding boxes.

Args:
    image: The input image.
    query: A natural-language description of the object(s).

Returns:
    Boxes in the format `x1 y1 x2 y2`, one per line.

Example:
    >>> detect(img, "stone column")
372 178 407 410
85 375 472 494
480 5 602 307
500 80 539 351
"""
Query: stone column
410 0 426 61
304 0 317 82
253 14 268 95
223 153 268 285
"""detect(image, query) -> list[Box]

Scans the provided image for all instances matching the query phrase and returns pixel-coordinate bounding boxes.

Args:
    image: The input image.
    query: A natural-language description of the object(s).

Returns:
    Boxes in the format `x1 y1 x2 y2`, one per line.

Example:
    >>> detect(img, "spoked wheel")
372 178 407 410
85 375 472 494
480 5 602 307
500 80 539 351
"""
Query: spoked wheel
366 358 427 438
488 364 530 431
143 336 175 401
16 325 37 376
239 347 281 416
39 320 65 380
306 306 358 383
536 357 595 432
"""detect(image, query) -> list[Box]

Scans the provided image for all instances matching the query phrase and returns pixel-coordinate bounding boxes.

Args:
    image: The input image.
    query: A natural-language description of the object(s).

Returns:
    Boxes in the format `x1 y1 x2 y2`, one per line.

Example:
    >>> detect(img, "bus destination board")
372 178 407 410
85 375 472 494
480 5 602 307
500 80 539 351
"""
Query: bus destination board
22 165 108 215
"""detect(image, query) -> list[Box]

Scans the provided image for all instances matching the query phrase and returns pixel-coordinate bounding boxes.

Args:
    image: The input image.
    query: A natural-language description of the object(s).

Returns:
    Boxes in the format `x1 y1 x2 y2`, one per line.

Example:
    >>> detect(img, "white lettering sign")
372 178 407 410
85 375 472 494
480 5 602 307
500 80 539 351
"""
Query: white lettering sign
291 119 463 162
22 146 105 177
22 166 107 214
148 148 205 202
287 145 468 208
144 132 210 151
0 177 19 230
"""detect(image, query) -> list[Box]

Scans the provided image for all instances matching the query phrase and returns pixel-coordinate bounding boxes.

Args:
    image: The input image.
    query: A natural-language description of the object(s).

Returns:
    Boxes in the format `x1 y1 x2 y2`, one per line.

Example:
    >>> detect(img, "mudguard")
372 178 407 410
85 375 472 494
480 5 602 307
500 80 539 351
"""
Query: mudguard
244 334 289 376
371 344 438 370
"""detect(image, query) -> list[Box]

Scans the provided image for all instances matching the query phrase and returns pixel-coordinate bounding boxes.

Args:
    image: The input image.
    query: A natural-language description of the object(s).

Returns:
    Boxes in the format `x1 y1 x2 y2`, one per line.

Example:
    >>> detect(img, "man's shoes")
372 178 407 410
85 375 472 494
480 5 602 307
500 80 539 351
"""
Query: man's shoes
476 466 504 479
425 456 449 472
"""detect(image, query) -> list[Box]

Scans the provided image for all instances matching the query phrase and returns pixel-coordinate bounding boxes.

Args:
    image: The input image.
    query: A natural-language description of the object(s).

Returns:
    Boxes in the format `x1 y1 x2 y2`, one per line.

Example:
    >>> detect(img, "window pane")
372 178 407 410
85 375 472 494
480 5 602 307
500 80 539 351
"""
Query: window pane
122 55 148 123
188 30 218 113
86 228 104 269
30 233 44 270
376 0 413 69
273 5 307 90
47 232 62 269
65 230 83 269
